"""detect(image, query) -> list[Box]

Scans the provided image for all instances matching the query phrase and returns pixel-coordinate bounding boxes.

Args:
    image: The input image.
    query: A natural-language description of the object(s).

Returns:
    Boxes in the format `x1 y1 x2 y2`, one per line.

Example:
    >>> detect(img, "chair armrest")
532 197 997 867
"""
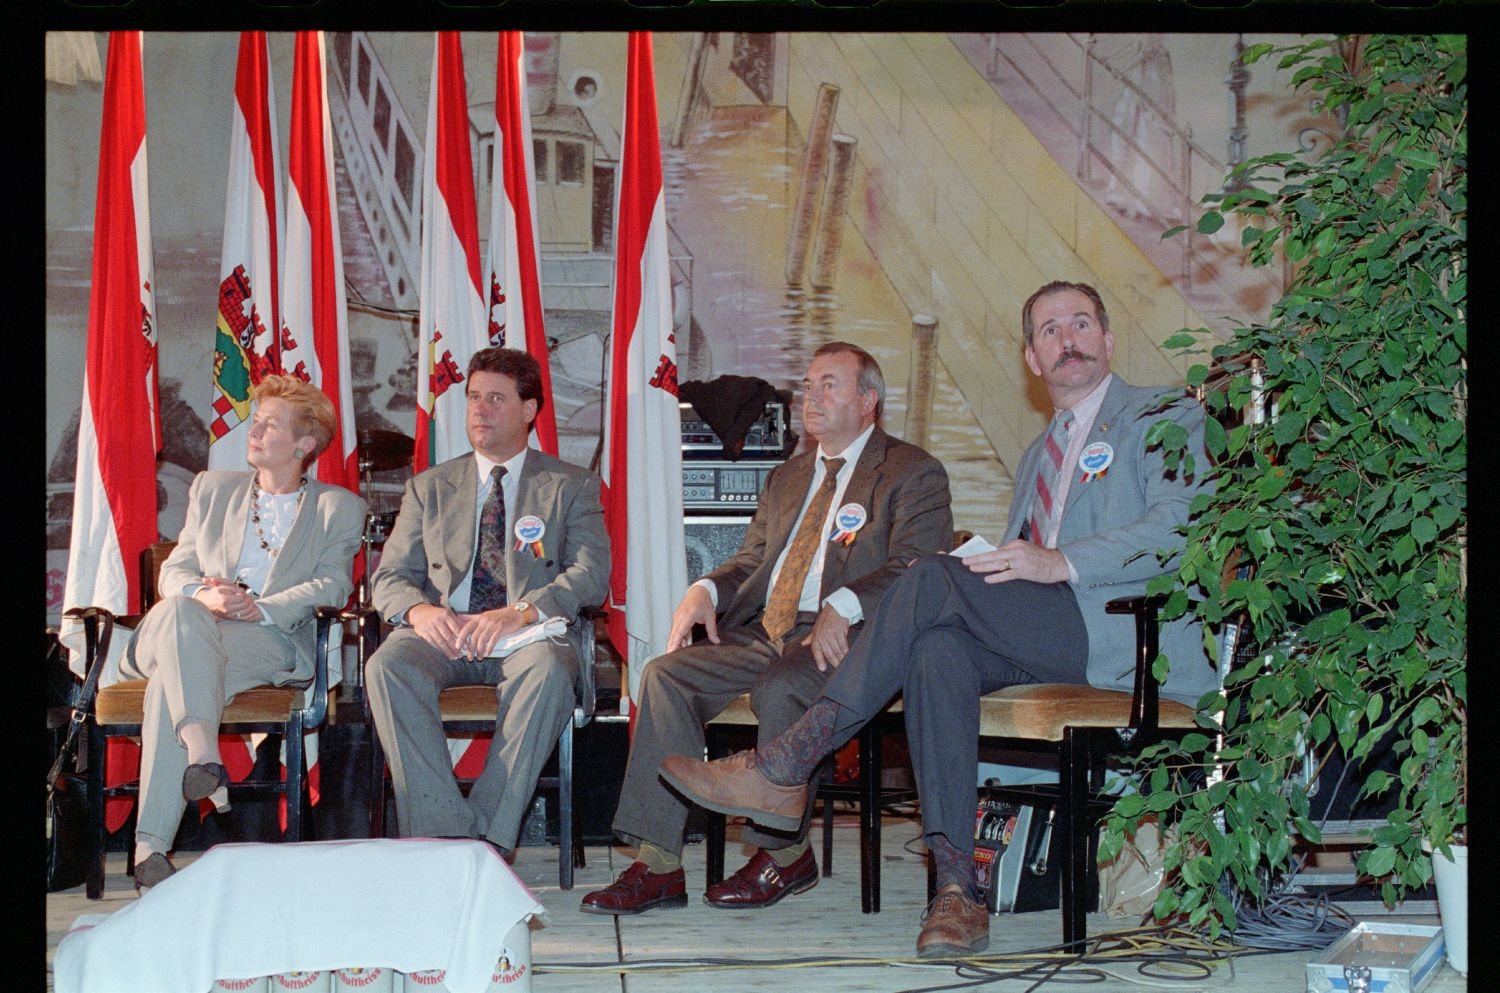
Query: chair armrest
575 606 606 728
1104 593 1166 734
305 606 343 728
61 606 119 711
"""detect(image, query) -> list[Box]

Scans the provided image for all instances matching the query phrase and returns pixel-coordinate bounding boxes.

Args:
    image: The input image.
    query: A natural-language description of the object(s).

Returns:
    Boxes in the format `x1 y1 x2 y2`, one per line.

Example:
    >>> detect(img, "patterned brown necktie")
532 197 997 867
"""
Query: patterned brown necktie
469 465 508 612
762 457 845 642
1027 411 1073 548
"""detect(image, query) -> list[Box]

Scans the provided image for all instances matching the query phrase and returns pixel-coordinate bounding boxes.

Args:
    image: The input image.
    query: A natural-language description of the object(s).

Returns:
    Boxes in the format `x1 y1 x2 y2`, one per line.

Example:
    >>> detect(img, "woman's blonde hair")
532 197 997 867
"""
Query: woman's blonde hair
252 374 337 469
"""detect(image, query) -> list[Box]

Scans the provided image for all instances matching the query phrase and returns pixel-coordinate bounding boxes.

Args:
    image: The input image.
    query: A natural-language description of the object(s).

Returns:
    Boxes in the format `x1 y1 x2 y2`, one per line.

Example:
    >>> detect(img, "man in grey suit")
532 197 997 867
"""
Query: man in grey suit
365 347 610 857
581 342 952 915
660 281 1213 957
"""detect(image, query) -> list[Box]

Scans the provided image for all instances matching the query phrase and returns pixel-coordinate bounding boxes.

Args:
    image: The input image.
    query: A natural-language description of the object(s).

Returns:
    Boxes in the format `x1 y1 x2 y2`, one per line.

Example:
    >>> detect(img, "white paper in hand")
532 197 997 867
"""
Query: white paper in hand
489 616 568 657
949 534 997 557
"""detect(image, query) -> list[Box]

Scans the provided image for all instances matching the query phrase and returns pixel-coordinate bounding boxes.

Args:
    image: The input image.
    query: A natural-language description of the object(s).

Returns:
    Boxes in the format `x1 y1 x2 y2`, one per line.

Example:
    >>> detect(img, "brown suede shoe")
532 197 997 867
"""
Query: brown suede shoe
658 750 807 833
579 862 688 916
916 885 990 959
704 847 818 909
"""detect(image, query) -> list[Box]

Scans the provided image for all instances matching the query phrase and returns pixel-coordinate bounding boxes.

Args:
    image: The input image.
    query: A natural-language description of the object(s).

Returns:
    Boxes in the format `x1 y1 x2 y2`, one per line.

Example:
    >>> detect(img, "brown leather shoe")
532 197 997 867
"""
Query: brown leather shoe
579 861 688 916
658 750 807 833
916 885 990 959
704 847 818 909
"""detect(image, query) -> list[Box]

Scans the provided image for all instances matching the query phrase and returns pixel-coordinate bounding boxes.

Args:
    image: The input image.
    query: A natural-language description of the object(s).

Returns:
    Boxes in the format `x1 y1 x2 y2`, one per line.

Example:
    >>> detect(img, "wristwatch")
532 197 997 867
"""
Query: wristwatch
512 601 535 625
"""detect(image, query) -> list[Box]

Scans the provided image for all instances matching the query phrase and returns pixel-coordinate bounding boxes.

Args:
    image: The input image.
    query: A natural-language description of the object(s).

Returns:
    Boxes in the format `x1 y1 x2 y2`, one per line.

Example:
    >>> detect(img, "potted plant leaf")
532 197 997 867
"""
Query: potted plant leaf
1099 33 1466 972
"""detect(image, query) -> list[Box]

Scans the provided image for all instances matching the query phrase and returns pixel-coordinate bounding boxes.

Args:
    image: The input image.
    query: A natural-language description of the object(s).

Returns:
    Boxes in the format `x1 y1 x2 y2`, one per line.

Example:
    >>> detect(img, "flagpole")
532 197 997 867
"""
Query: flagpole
208 30 282 470
282 30 358 495
488 30 558 456
602 32 688 720
59 29 160 833
416 31 488 475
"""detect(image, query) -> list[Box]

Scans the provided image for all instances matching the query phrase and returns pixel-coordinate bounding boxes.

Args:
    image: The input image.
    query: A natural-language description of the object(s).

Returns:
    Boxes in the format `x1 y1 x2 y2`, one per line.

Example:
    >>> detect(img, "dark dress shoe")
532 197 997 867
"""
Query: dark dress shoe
704 847 818 909
579 862 687 915
916 885 990 959
658 750 807 832
182 762 230 803
134 852 176 891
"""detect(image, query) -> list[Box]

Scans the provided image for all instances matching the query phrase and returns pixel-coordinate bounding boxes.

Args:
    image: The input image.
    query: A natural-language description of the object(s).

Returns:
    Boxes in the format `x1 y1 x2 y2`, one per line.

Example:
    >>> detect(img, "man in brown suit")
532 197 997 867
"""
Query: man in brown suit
581 342 952 915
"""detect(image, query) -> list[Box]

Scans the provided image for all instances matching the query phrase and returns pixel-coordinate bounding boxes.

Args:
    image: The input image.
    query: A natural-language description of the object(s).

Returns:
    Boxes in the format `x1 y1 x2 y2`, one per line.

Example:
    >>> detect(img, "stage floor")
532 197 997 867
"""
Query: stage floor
46 810 1467 993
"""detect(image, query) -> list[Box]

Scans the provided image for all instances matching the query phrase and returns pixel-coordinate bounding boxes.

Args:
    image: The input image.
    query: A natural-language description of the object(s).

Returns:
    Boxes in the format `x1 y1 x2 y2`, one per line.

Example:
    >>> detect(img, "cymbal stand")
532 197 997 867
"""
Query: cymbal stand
343 453 381 708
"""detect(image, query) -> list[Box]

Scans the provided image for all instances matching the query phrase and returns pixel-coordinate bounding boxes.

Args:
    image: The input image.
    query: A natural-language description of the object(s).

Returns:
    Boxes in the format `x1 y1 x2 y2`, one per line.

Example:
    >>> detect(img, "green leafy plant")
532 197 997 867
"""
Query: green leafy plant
1099 34 1466 935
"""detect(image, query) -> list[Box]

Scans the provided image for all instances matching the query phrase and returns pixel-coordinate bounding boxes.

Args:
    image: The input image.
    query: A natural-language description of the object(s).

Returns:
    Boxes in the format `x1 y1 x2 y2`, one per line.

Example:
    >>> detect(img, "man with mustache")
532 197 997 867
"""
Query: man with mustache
657 281 1214 958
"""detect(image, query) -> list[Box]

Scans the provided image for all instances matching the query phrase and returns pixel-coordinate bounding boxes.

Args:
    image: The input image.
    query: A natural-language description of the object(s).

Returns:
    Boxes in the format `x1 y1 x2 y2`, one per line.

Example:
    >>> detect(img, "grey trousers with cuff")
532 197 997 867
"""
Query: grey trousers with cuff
611 612 837 858
818 554 1089 862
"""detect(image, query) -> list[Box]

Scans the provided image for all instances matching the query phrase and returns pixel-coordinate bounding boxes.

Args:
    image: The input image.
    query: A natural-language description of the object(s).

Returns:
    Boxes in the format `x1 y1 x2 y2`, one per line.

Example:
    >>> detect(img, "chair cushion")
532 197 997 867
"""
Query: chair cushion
709 693 758 726
709 692 904 727
978 684 1197 742
96 679 306 726
438 685 501 722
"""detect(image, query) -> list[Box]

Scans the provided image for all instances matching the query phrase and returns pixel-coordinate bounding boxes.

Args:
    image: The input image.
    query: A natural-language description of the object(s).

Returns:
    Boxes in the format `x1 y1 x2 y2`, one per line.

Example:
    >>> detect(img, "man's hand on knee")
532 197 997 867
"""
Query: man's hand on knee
965 539 1069 585
408 603 466 659
668 584 718 650
802 604 851 671
454 608 528 661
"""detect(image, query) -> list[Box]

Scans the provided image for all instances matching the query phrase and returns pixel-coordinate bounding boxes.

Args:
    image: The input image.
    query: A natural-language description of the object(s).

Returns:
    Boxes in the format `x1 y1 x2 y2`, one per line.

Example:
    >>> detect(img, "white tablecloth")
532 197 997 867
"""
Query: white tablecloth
55 839 544 993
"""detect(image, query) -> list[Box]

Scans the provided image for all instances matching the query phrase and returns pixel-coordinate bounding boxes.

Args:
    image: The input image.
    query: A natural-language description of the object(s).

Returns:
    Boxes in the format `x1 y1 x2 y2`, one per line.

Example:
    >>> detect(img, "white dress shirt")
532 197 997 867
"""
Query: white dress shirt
696 422 875 625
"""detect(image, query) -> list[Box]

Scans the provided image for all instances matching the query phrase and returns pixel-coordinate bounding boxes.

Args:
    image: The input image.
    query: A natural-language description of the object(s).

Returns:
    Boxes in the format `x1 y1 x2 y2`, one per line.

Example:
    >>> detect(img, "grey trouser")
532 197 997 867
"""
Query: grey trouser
611 613 835 857
121 595 302 850
364 628 579 850
820 554 1089 862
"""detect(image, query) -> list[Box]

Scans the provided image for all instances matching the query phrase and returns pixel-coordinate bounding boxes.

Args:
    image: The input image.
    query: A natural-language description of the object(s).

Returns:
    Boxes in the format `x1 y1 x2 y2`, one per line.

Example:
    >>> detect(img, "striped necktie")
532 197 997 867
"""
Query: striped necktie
762 456 846 643
469 465 509 612
1027 411 1074 548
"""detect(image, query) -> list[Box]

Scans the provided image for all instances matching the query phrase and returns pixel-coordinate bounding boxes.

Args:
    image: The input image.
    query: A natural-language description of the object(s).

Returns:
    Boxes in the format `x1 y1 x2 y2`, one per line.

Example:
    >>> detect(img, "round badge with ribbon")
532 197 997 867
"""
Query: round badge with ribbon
1078 442 1114 482
828 502 867 546
514 515 546 557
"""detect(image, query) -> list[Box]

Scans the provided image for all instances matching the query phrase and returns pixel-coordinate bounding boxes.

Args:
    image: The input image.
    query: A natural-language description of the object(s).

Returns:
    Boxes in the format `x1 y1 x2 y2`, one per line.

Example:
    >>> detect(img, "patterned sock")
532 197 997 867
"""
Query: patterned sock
767 839 811 867
638 840 682 874
755 697 839 786
928 833 983 904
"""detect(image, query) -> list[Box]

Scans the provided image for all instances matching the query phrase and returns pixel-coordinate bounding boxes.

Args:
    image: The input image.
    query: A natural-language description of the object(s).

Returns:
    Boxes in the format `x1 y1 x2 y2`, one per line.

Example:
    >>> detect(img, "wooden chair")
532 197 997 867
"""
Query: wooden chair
968 566 1249 948
365 610 599 890
702 531 972 913
67 540 342 899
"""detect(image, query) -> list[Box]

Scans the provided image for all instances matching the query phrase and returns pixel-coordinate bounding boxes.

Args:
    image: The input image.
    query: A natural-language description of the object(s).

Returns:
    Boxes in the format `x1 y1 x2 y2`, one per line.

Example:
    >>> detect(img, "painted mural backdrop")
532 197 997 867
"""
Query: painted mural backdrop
45 32 1330 631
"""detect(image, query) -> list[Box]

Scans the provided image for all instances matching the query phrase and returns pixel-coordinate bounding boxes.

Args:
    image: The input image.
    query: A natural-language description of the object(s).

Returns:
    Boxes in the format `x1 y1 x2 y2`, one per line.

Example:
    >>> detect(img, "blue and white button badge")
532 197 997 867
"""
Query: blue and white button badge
829 503 867 546
514 515 547 556
1078 442 1113 482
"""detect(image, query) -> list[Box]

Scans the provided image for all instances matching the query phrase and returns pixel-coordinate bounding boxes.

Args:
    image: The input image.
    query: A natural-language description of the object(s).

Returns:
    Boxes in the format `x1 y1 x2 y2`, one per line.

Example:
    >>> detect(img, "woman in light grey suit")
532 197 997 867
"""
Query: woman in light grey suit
120 375 366 889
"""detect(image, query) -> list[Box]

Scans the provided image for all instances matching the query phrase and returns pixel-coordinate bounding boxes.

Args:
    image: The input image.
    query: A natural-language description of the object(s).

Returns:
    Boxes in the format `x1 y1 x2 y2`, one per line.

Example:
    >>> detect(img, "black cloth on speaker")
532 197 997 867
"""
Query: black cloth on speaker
680 376 776 460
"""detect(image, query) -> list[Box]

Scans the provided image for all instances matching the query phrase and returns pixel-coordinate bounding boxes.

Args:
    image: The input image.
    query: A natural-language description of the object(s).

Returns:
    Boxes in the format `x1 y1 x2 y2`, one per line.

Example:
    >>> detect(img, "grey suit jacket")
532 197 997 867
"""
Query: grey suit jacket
371 449 610 652
709 427 953 630
157 470 367 681
1004 376 1215 705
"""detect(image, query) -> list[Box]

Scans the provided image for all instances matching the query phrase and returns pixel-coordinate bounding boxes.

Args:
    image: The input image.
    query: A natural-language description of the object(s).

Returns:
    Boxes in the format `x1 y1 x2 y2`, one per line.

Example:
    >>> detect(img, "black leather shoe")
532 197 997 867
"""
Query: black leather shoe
134 852 176 891
182 762 229 803
704 847 818 908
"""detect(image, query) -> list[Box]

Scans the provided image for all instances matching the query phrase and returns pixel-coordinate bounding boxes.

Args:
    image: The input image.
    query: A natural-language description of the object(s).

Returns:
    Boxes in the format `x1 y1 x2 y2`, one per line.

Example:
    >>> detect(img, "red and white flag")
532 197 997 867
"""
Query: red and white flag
208 31 283 470
485 30 557 456
415 31 487 474
281 30 357 494
274 31 359 822
58 31 160 830
601 33 688 716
